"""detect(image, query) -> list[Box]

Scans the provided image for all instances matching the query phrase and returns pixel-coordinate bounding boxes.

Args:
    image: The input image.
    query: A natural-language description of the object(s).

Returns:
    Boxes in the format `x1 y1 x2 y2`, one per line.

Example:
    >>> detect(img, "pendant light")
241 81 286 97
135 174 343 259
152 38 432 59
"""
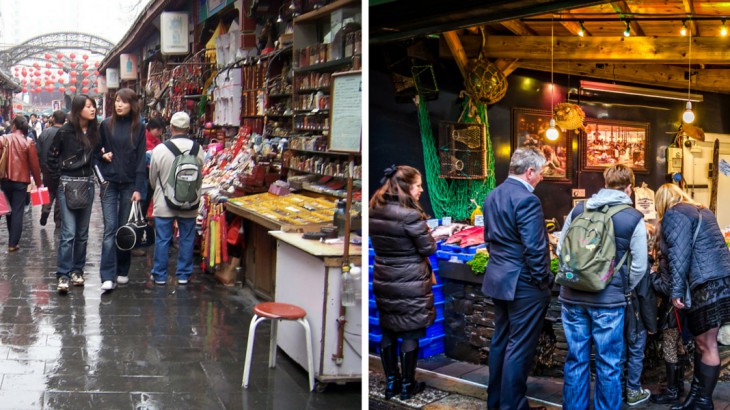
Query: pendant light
683 30 695 123
546 21 559 141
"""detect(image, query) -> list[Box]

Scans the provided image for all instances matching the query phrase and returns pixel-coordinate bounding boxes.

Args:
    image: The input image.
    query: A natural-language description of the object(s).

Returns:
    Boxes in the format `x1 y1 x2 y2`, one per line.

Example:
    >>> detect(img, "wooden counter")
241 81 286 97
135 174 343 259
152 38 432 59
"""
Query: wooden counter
268 231 361 267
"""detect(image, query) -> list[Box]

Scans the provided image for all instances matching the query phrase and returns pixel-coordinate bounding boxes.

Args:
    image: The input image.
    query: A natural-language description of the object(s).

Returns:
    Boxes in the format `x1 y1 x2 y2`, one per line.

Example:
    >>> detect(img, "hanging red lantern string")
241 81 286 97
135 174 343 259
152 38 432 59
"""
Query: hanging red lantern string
70 70 77 77
93 70 100 76
93 88 98 93
35 87 41 93
44 53 51 60
82 55 89 60
81 87 89 93
32 62 40 69
81 79 89 86
57 78 64 84
56 62 64 67
70 62 77 68
82 63 89 69
45 62 51 68
57 53 64 60
22 87 27 93
57 70 63 75
59 87 65 93
94 62 100 68
81 71 89 77
70 53 76 59
69 86 77 93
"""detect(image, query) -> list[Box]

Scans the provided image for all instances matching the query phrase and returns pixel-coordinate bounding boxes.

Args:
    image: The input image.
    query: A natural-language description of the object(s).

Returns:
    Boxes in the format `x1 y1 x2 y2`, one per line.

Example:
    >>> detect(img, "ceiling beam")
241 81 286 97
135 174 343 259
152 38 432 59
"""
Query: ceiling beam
500 20 538 36
561 20 591 37
517 60 730 94
495 59 521 76
611 1 645 36
483 36 727 64
443 31 470 78
682 0 700 36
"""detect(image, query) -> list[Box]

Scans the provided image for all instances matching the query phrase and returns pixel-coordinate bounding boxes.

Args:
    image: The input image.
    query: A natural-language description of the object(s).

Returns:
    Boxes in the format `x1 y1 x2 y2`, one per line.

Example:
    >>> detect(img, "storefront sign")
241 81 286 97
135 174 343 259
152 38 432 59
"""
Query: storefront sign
329 71 362 153
106 69 119 89
97 76 107 93
161 12 189 55
120 54 138 80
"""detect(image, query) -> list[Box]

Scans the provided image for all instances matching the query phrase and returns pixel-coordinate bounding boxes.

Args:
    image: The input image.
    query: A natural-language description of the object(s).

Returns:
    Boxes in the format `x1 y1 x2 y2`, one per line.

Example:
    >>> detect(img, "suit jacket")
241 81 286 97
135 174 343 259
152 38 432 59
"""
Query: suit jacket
481 178 552 300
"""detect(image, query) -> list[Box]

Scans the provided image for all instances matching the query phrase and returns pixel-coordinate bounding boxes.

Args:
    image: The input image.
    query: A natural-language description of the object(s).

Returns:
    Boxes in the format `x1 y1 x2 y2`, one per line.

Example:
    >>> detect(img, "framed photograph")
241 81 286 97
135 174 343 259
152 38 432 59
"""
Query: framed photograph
512 108 572 182
580 118 649 173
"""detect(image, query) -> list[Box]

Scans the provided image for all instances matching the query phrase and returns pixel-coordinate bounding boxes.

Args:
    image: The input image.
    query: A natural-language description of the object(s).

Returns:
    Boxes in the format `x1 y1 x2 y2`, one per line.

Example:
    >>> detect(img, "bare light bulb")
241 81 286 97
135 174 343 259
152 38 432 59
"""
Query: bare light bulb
683 101 695 123
546 118 559 141
722 23 728 37
623 22 631 37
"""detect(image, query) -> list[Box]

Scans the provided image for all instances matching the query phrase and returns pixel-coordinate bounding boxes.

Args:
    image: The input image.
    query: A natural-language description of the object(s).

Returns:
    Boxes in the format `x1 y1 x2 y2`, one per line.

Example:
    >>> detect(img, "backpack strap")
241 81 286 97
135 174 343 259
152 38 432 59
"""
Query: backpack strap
164 140 182 156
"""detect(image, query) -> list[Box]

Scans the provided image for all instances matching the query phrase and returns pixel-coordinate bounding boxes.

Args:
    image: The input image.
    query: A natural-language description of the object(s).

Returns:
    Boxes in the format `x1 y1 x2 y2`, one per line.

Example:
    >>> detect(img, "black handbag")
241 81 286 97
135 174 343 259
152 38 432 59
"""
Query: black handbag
63 179 93 210
115 201 155 251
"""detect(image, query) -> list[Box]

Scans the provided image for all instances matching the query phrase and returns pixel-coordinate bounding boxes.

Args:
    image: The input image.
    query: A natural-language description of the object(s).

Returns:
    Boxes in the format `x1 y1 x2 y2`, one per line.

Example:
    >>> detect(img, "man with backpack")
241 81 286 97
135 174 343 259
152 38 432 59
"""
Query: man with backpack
148 112 203 285
481 147 553 410
556 164 647 409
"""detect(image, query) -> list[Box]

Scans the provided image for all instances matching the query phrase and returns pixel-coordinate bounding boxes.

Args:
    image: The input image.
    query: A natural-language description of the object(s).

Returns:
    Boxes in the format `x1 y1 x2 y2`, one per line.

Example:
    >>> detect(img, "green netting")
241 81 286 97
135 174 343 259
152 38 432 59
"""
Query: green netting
417 95 496 220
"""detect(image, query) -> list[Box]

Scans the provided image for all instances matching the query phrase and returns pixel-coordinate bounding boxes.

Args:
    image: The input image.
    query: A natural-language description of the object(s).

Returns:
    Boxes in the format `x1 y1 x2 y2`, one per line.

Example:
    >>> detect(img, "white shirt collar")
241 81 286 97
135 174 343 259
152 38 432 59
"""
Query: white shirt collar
508 175 534 193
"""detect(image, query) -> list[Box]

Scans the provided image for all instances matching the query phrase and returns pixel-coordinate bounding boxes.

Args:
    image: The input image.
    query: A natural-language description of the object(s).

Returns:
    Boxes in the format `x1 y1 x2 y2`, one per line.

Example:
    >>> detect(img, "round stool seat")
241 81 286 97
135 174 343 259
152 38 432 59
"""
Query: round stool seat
254 302 306 320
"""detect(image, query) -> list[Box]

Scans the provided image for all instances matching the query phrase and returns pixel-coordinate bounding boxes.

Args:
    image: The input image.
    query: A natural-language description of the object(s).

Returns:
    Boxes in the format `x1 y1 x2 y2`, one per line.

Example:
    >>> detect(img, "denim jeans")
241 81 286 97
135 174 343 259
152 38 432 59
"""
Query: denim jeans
624 328 647 391
100 181 135 282
152 216 196 282
1 180 28 247
562 303 625 410
56 178 94 277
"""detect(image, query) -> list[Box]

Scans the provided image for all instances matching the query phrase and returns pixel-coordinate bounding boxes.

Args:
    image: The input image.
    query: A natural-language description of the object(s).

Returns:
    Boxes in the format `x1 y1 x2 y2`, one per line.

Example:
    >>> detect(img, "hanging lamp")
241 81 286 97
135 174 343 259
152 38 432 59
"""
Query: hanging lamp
683 30 695 123
546 21 559 141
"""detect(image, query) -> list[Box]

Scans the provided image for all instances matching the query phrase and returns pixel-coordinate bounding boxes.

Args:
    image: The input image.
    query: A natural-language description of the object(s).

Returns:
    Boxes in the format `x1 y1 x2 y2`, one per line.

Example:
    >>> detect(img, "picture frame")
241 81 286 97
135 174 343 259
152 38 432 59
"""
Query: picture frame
512 108 572 182
580 118 649 173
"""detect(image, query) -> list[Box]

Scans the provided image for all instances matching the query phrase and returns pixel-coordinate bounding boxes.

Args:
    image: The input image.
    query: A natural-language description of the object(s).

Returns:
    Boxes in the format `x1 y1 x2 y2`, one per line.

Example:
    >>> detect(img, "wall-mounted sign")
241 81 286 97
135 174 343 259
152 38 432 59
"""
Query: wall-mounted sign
106 69 119 89
161 12 189 55
120 54 138 80
97 76 107 93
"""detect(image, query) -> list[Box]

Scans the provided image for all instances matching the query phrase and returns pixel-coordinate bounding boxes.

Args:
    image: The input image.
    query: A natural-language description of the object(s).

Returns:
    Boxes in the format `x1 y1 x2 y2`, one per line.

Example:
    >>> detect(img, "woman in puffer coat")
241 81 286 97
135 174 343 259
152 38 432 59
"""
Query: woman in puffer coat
369 165 436 401
655 183 730 409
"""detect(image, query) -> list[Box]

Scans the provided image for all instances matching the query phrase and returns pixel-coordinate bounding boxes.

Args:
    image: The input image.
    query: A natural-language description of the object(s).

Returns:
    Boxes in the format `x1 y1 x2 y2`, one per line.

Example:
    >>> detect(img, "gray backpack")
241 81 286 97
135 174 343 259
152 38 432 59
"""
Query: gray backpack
158 140 202 211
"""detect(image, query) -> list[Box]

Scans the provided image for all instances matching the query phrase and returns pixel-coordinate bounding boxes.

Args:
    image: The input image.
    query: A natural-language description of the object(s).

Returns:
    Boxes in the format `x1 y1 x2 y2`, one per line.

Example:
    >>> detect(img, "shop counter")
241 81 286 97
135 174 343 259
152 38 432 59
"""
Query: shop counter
269 231 362 391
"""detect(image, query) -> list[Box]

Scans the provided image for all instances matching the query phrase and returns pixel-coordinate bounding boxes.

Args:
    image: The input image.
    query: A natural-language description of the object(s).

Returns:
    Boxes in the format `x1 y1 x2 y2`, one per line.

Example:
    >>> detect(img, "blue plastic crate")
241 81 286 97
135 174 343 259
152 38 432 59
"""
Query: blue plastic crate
428 254 438 267
432 283 444 303
426 317 445 338
369 315 381 336
420 335 445 358
436 240 445 250
369 299 379 318
369 248 376 266
436 251 474 263
368 265 374 281
464 244 487 254
435 300 445 319
440 243 463 253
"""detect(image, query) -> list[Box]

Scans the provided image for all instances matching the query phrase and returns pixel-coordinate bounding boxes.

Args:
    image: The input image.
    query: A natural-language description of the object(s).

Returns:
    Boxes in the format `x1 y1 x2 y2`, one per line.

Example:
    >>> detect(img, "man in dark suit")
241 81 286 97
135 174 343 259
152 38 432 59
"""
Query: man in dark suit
482 147 552 410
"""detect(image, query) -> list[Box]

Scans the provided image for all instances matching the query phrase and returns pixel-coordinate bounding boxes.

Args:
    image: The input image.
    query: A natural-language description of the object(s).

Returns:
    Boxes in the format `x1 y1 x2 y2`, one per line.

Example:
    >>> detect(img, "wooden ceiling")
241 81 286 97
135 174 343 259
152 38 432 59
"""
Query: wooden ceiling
371 0 730 94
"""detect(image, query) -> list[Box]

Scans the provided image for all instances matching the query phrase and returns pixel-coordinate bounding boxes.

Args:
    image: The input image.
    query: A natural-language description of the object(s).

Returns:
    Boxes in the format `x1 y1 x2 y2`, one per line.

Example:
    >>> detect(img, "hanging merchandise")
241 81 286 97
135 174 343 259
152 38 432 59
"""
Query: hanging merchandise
634 182 657 221
417 95 496 220
213 68 242 126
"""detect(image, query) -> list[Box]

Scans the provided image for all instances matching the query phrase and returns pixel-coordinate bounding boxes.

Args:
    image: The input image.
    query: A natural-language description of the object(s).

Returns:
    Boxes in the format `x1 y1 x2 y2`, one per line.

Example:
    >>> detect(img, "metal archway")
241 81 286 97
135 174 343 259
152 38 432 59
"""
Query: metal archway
0 32 115 69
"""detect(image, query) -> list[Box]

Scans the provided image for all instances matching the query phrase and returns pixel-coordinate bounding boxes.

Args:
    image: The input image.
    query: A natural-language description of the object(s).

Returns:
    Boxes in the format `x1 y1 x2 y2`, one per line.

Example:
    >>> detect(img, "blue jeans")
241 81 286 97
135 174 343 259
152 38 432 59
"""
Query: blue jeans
562 303 625 410
56 178 94 277
624 329 647 391
152 216 196 282
100 182 135 282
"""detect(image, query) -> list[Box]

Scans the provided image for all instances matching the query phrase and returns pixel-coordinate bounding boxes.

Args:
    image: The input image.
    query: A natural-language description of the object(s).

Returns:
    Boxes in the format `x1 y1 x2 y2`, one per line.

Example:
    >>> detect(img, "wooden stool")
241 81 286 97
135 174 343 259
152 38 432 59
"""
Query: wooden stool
242 302 315 391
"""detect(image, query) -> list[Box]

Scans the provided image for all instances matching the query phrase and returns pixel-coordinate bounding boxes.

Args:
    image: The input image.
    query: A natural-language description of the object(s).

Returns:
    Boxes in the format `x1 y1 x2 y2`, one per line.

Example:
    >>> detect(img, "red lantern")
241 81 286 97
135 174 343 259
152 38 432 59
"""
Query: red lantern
45 62 51 68
81 79 89 86
57 70 63 75
70 62 77 68
13 67 18 71
93 88 98 93
59 87 65 93
34 79 41 85
70 53 76 59
46 86 54 92
13 73 19 77
56 62 64 67
70 77 77 84
81 87 89 93
57 53 64 60
33 62 40 68
70 86 77 93
22 87 27 93
70 70 77 77
93 70 100 76
58 78 64 84
44 53 51 60
81 71 89 77
44 70 51 76
82 55 89 60
35 87 41 93
82 63 89 69
21 69 27 77
21 80 27 85
94 62 100 68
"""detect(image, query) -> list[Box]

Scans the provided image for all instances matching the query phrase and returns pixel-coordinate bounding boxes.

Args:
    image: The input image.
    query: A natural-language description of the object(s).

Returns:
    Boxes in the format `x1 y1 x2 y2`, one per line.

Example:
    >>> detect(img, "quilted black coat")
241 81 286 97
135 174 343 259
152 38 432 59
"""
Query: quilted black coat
661 203 730 300
370 200 436 332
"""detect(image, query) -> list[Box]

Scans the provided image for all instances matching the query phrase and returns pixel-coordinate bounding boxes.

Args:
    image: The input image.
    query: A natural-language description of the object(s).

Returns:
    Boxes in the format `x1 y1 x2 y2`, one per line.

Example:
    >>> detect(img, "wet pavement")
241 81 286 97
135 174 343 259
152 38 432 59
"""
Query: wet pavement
0 198 361 409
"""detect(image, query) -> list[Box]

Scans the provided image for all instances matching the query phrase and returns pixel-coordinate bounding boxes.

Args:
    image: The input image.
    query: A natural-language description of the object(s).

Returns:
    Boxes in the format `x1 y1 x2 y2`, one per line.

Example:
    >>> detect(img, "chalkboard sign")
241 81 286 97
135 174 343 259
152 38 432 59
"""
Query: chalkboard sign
329 71 361 153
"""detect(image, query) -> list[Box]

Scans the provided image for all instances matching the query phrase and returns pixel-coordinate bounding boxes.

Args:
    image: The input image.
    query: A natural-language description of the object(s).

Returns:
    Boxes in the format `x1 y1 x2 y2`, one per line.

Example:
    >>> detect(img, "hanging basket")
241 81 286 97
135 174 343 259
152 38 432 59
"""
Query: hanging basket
464 59 507 105
553 103 586 131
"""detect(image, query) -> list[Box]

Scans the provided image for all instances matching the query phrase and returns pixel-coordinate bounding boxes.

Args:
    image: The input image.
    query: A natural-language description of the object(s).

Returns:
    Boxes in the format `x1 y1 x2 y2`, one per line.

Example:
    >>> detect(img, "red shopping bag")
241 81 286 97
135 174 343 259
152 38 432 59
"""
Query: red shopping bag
0 191 10 215
30 187 50 206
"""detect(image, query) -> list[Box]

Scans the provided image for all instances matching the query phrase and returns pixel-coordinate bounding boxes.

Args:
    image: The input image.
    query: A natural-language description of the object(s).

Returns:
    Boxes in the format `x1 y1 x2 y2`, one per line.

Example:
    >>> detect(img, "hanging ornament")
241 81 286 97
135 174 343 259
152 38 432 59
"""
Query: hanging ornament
57 70 63 75
70 77 77 84
45 62 52 68
70 86 77 93
81 70 89 77
82 55 89 60
81 79 89 86
57 53 64 60
33 62 40 69
22 87 27 93
59 86 65 93
44 70 51 76
21 80 27 85
70 62 77 68
35 87 41 93
82 63 89 69
81 87 89 93
34 78 41 85
70 53 76 59
44 53 51 60
57 78 64 84
21 69 27 77
94 62 100 68
70 70 77 77
57 62 64 67
93 70 100 76
93 88 98 93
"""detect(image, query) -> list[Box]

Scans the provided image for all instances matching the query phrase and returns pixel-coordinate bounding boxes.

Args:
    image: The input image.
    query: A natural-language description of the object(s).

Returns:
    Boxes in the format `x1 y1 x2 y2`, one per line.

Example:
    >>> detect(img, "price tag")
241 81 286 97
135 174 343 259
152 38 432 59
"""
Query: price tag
442 217 452 226
426 219 439 230
474 215 484 227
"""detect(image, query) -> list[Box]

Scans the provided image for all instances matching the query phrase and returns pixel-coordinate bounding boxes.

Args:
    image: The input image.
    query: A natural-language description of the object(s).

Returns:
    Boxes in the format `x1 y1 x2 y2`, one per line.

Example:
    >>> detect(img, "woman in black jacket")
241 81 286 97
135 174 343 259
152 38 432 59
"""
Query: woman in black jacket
97 88 146 291
370 165 436 401
47 95 99 293
655 183 730 409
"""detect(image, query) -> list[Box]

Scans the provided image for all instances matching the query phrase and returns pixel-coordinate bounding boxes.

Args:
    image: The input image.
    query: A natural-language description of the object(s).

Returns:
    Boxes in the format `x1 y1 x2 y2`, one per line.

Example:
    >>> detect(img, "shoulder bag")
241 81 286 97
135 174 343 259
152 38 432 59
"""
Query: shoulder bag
115 201 155 251
62 178 93 210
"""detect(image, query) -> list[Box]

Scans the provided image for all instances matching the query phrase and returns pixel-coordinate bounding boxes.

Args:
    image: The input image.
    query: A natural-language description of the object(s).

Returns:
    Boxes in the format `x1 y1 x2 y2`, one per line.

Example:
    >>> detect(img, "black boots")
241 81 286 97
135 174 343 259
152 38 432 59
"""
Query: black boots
671 354 720 410
380 344 401 400
650 362 681 404
400 347 426 400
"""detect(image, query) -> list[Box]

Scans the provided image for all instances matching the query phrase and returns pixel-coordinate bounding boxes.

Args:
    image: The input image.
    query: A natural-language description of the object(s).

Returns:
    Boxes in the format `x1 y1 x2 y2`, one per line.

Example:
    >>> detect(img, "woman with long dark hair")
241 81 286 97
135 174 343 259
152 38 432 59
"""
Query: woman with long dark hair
655 183 730 408
47 95 99 293
369 165 436 401
97 88 147 291
0 115 42 252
